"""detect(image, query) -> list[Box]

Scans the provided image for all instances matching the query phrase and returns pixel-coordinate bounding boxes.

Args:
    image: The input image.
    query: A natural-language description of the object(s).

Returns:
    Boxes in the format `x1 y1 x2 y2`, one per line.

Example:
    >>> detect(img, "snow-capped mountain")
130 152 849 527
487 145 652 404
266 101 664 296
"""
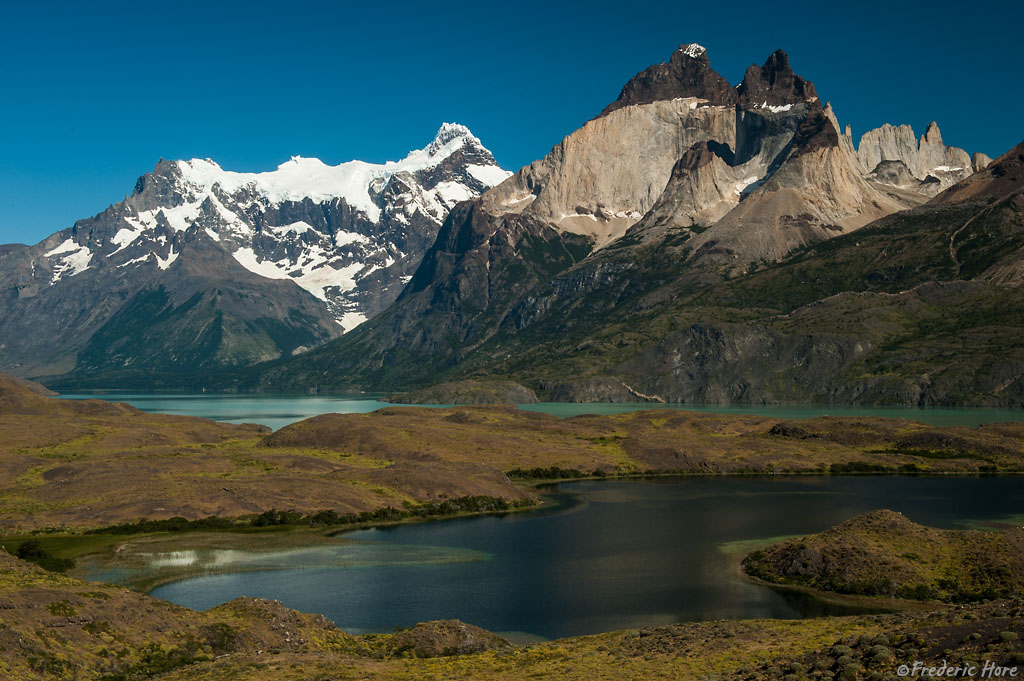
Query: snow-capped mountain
80 122 509 330
0 123 510 383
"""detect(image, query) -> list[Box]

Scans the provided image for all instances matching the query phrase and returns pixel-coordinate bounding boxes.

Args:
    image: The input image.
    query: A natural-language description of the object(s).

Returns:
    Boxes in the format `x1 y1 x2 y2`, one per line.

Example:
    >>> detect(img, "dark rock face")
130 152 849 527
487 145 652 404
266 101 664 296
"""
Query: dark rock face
610 323 879 404
737 49 818 106
546 376 654 403
733 105 808 166
600 43 737 116
677 140 730 170
71 238 340 381
785 101 841 158
247 200 594 391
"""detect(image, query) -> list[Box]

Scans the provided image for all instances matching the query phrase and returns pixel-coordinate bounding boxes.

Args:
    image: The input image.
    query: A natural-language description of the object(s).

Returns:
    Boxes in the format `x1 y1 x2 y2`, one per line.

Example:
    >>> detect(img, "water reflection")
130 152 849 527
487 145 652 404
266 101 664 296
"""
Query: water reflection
145 476 1024 639
770 587 897 617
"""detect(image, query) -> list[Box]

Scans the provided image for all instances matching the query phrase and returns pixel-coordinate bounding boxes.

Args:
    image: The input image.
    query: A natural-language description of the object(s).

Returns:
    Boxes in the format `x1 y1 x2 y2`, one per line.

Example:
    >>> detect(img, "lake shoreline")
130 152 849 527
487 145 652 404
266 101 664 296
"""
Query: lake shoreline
9 469 1024 595
6 500 553 593
4 474 1022 659
8 475 1010 634
726 545 947 616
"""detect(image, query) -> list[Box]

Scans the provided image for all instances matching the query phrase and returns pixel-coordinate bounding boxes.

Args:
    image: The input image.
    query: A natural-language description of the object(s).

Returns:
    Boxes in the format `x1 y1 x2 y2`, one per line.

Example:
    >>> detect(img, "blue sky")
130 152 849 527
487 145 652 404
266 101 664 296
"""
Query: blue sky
1 0 1021 245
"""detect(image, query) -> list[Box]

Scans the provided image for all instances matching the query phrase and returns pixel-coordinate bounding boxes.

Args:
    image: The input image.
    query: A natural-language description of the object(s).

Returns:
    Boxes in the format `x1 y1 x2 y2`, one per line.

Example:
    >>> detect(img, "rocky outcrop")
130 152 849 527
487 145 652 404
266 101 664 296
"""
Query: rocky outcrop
609 323 882 404
683 102 914 267
866 159 920 187
743 510 1024 601
622 141 741 242
856 124 921 175
856 121 975 194
600 43 736 116
546 376 660 403
492 48 830 252
484 97 740 248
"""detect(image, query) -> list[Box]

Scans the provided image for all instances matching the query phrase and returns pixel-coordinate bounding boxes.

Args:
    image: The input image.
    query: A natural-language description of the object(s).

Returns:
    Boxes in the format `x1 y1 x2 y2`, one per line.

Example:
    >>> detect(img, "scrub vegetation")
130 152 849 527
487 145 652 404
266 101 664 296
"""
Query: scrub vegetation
743 510 1024 602
2 375 1023 536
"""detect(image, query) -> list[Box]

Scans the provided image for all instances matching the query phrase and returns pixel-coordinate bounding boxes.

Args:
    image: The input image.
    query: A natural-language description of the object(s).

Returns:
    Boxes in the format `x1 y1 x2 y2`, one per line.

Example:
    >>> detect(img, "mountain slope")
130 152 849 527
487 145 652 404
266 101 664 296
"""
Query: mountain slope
529 142 1024 404
238 45 997 400
0 124 509 385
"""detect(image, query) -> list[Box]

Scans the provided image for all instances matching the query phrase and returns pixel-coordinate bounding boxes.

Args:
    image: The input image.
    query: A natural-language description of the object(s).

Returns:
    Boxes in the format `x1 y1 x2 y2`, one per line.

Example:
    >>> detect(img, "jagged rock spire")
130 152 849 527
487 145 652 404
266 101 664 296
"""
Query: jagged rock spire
602 45 820 117
737 49 818 107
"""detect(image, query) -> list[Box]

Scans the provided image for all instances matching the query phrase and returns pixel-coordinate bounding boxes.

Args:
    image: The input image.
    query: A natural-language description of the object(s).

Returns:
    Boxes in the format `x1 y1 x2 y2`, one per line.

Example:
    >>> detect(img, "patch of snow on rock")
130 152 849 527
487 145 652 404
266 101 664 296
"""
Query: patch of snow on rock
111 226 144 253
733 176 760 198
467 164 512 187
434 181 475 207
759 102 794 113
45 239 94 283
231 247 366 324
155 247 178 270
336 311 368 333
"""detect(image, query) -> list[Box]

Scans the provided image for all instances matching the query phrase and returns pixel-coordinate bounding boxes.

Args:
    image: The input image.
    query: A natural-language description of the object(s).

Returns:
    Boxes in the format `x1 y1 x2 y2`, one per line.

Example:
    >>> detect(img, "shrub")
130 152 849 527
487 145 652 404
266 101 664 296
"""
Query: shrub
15 540 75 572
46 600 77 617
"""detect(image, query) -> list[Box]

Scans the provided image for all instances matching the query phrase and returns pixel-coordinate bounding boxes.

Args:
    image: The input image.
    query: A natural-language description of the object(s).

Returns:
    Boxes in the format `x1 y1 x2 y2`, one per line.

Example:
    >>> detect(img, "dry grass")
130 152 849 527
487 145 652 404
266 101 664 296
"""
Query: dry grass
2 548 1020 681
2 374 1024 533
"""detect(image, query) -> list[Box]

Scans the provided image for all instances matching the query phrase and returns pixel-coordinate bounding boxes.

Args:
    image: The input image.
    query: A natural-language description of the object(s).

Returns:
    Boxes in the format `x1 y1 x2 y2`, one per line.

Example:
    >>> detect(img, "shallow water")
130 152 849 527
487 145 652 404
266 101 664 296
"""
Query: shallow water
141 476 1024 639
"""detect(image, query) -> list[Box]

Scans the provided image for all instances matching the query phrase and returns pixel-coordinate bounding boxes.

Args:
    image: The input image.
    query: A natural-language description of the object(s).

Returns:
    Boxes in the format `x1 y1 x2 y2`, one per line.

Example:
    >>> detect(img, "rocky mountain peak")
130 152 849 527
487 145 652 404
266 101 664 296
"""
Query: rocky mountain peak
426 122 478 157
973 152 993 171
855 120 977 193
676 43 707 59
600 43 737 116
737 49 818 106
922 121 943 146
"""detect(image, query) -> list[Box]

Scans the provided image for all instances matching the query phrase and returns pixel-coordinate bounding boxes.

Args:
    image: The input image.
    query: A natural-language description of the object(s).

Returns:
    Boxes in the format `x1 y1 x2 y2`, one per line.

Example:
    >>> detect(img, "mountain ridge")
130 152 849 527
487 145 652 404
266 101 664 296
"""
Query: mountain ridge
4 44 1015 401
213 45 1022 405
0 124 510 382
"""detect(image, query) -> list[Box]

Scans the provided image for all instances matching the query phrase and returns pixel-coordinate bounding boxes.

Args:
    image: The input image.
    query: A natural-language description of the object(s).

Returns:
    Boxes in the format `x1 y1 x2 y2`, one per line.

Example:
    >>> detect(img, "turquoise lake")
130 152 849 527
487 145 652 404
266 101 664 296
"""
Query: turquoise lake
57 391 1024 430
